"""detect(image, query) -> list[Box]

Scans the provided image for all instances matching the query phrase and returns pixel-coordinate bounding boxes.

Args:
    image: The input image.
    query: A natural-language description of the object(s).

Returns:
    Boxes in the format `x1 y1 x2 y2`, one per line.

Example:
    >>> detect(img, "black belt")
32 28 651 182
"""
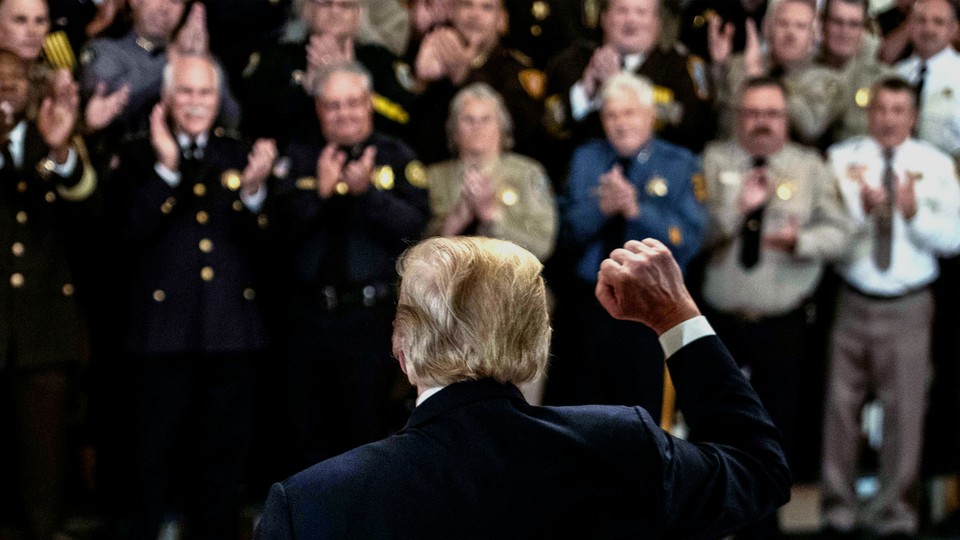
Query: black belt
310 282 397 312
843 281 930 301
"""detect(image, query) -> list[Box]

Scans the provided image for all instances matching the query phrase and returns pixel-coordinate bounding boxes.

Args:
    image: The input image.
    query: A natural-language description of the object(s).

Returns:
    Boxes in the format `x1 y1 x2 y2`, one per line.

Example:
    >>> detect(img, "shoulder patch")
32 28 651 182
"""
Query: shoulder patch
405 161 427 189
518 69 546 100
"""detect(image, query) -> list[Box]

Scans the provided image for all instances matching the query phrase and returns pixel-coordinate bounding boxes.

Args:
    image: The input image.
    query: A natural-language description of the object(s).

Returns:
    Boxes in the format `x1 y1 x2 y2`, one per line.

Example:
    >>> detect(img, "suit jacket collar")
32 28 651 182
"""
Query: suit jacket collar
404 378 525 430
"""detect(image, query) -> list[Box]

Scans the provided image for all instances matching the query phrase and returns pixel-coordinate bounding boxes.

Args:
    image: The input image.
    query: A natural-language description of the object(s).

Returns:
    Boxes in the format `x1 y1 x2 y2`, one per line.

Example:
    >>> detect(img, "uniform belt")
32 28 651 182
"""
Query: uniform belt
843 281 930 301
313 282 397 311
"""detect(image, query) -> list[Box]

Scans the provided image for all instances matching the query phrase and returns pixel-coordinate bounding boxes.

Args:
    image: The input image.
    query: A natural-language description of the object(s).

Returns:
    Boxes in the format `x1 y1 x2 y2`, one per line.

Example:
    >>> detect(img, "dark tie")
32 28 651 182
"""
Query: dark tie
738 156 768 269
1 138 14 171
181 139 202 179
915 62 927 109
600 157 634 257
874 148 896 271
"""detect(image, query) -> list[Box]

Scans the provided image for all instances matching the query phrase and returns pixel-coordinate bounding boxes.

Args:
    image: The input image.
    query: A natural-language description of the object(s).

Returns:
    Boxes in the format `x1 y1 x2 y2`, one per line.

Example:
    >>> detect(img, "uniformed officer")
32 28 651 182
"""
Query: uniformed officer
110 54 275 540
547 72 706 423
79 1 242 136
542 0 713 183
268 62 429 473
239 0 416 149
0 49 94 540
711 0 846 145
700 76 851 539
896 0 960 158
412 0 546 165
816 0 893 148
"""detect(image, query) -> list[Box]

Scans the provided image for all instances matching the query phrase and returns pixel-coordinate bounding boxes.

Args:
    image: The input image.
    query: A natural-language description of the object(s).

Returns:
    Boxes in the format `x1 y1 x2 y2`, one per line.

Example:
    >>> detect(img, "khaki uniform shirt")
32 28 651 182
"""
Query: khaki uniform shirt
702 140 853 316
426 153 557 261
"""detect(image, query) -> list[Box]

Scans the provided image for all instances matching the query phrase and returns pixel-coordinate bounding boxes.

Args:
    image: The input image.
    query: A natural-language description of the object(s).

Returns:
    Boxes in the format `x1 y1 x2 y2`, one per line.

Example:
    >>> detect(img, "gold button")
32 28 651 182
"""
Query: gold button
193 183 207 197
62 283 74 297
16 211 27 224
201 266 215 281
232 200 244 212
335 182 349 195
199 238 214 253
531 24 542 36
10 273 24 288
243 288 256 301
45 191 56 203
11 242 25 256
160 201 173 214
153 289 166 302
196 211 209 224
257 214 269 229
16 181 27 192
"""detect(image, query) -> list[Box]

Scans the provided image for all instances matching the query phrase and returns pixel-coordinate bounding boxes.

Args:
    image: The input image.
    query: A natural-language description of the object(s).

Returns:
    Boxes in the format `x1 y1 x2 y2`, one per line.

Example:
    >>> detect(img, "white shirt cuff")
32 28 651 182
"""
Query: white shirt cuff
51 148 78 176
658 316 715 359
155 162 181 187
241 185 267 212
570 81 596 122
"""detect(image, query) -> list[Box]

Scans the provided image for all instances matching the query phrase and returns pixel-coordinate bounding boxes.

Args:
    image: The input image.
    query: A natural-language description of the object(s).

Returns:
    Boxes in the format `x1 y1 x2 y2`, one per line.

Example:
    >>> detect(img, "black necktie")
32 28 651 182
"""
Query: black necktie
915 62 927 109
874 148 896 271
1 138 14 171
601 157 634 257
738 156 768 269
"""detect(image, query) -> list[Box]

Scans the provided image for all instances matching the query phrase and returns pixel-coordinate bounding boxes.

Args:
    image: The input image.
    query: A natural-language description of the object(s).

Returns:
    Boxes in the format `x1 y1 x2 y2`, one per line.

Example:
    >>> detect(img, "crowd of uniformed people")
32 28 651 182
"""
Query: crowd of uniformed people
2 0 960 538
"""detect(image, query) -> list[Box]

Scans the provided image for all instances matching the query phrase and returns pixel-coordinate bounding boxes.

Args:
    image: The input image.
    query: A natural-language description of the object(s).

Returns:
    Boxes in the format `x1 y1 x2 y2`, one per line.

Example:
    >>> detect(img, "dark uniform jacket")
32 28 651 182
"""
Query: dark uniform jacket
270 131 429 295
111 132 269 356
257 335 792 539
1 123 93 369
543 40 714 155
412 45 545 165
239 41 416 148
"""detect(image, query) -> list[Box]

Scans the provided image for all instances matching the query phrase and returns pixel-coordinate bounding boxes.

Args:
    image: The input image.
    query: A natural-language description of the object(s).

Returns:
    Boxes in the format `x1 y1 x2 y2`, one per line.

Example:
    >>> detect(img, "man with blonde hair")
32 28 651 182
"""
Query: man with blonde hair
257 235 791 539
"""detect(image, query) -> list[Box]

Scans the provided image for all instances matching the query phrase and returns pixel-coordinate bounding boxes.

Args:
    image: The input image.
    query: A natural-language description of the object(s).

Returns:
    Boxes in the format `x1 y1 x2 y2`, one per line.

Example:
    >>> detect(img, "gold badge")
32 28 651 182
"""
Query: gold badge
374 166 395 190
532 1 550 20
518 69 545 100
405 161 428 189
646 176 668 197
669 226 683 246
500 189 519 206
855 87 870 108
296 177 317 191
692 173 708 202
221 169 242 191
846 164 867 184
776 182 795 201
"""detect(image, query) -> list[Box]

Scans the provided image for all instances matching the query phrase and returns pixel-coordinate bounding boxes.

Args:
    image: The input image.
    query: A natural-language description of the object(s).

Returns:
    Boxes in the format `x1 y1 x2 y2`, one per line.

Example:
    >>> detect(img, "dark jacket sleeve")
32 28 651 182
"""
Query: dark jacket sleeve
654 334 792 538
256 483 298 540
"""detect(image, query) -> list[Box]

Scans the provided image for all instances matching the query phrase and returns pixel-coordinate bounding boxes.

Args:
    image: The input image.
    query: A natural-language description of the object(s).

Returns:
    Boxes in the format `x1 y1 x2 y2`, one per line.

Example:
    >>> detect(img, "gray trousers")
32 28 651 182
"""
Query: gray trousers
821 286 933 534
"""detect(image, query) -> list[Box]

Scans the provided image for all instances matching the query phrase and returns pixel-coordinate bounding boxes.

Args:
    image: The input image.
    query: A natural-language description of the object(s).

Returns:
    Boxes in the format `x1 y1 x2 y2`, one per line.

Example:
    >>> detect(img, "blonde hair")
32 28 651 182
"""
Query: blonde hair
599 71 655 110
394 236 551 388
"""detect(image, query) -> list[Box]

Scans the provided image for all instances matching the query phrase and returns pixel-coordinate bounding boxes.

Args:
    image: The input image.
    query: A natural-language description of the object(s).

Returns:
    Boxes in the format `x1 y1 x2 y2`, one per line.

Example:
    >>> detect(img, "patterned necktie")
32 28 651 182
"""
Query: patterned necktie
738 156 768 269
873 148 896 271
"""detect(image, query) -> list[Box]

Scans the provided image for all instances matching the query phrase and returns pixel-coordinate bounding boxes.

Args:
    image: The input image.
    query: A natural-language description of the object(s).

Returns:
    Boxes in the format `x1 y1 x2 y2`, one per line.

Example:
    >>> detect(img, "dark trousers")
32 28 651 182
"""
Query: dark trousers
707 305 807 539
546 280 665 422
284 302 402 474
0 363 68 540
126 352 254 540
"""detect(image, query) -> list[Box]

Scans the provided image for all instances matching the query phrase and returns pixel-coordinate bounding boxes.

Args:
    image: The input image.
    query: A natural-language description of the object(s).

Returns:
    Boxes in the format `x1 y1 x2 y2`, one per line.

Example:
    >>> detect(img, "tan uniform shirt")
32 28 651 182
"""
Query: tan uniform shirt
426 153 558 261
702 140 853 316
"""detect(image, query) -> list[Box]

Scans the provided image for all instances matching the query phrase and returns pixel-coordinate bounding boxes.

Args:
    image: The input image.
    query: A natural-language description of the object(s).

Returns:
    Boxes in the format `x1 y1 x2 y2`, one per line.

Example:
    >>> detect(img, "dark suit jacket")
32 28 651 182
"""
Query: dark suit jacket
257 335 791 539
111 132 269 355
1 122 92 369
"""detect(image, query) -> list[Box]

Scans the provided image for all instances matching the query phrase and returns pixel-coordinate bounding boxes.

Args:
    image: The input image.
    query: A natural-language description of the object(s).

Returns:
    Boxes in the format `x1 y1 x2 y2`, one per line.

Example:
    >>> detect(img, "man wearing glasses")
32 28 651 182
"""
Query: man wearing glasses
700 76 852 538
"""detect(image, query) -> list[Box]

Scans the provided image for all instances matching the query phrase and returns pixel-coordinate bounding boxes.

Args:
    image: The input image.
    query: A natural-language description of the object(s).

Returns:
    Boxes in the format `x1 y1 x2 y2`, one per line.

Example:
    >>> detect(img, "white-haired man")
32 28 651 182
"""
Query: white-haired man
256 235 791 538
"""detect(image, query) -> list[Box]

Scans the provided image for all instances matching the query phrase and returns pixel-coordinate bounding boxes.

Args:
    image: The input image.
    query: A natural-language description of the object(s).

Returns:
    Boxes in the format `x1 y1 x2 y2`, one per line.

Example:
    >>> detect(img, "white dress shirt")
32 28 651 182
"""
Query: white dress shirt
0 120 78 175
828 135 960 295
897 47 960 156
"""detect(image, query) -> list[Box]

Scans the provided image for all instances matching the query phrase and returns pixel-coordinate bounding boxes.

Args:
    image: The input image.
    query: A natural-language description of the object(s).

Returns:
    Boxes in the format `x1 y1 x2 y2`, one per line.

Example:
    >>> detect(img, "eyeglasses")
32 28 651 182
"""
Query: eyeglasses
310 0 359 9
738 108 788 120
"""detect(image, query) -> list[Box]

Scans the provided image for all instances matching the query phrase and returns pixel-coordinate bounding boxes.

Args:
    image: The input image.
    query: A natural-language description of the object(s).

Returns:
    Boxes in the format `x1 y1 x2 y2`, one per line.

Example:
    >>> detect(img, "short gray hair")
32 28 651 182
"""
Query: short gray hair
161 54 221 95
445 82 514 154
311 61 373 99
599 71 655 110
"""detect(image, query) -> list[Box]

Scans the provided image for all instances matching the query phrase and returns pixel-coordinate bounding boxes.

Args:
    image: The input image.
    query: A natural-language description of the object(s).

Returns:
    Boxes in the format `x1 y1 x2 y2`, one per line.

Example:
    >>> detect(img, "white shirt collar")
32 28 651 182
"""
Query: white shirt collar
416 386 446 406
3 120 28 168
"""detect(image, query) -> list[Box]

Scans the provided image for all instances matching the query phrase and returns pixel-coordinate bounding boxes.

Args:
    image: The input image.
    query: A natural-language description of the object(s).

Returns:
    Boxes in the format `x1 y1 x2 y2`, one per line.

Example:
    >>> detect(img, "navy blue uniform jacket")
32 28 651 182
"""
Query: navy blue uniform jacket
257 335 791 539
